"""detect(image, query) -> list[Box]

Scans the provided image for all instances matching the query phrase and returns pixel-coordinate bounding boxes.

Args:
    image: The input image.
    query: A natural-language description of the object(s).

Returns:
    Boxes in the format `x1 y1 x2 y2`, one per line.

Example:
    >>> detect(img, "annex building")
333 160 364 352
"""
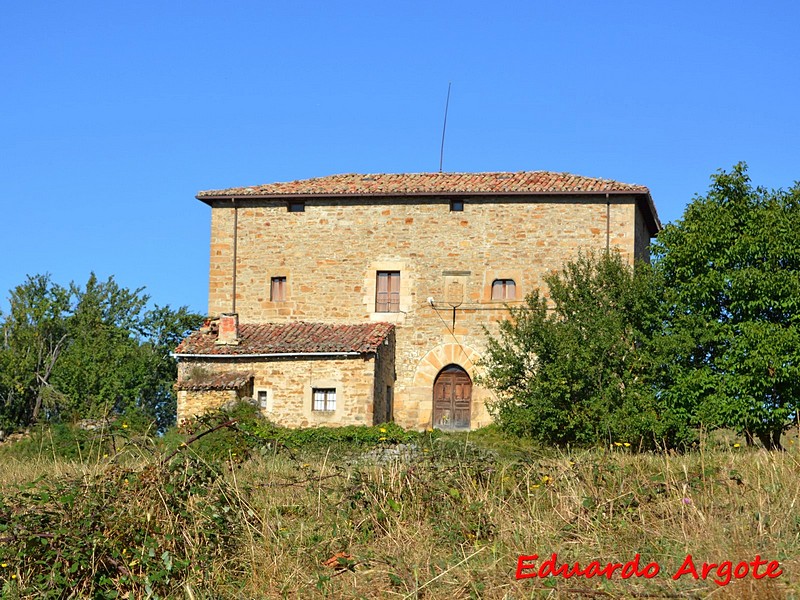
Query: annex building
175 171 660 430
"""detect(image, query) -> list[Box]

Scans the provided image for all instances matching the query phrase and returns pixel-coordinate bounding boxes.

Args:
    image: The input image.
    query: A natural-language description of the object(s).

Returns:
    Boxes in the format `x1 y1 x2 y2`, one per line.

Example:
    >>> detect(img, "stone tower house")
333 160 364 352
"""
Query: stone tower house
175 171 660 430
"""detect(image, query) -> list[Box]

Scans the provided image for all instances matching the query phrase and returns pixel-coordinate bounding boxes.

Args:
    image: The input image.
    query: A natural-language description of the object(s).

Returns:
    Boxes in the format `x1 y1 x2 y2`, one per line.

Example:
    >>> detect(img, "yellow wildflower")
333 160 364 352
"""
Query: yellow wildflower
623 443 631 447
733 443 741 448
122 423 128 429
379 427 387 433
614 442 622 447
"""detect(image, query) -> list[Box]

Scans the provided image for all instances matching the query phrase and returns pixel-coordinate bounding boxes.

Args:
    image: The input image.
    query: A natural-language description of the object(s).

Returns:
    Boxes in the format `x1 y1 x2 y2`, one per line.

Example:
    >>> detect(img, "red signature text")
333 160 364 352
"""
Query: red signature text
516 553 783 586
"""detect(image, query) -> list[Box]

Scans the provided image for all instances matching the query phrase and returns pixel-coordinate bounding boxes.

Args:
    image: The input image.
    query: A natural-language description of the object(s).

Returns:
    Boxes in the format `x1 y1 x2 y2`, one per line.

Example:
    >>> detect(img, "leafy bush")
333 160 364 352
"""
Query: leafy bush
481 252 694 450
0 450 256 598
172 402 438 461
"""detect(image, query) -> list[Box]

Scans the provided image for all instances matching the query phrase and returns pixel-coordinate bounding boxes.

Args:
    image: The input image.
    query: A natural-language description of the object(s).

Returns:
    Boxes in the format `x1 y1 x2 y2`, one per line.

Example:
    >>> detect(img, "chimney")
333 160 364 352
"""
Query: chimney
216 313 240 345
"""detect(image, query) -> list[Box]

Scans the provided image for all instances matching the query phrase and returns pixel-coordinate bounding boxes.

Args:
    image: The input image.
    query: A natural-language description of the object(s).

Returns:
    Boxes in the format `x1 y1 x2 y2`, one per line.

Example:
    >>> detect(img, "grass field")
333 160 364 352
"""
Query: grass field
1 418 798 599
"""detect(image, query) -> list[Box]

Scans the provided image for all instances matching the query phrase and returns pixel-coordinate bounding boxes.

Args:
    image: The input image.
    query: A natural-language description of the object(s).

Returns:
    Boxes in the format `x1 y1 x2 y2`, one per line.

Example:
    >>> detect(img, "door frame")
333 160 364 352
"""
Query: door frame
432 364 472 430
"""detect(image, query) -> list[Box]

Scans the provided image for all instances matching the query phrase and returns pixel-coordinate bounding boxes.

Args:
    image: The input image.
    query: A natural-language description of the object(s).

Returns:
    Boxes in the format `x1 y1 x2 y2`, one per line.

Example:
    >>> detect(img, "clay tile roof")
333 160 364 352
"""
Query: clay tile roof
175 371 254 391
196 171 650 199
175 321 394 357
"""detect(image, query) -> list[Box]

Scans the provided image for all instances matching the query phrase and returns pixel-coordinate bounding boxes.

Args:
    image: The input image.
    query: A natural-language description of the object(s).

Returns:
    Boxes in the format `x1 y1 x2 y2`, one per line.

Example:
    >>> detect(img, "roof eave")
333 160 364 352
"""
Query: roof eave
173 351 367 359
197 189 649 203
196 189 661 235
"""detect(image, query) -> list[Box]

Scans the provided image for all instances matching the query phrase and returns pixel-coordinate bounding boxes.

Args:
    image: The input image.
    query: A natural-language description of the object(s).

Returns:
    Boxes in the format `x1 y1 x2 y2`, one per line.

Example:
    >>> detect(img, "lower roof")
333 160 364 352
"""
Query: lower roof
175 321 394 357
175 371 254 391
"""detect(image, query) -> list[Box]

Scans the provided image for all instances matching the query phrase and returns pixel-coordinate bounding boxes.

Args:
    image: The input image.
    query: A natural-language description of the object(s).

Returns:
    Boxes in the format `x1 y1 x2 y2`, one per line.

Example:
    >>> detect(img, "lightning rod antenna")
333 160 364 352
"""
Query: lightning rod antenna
439 82 452 173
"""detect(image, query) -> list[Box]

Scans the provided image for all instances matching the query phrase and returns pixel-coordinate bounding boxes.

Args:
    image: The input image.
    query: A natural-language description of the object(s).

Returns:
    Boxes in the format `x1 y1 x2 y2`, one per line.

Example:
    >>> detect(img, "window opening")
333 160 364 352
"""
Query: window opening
313 388 336 411
270 276 287 302
376 271 401 312
491 279 516 300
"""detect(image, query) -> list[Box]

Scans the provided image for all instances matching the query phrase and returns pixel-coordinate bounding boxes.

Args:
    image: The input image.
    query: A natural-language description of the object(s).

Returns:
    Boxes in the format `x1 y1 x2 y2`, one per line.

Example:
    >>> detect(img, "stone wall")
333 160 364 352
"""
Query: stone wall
371 328 397 425
177 389 239 420
177 353 386 427
206 195 652 429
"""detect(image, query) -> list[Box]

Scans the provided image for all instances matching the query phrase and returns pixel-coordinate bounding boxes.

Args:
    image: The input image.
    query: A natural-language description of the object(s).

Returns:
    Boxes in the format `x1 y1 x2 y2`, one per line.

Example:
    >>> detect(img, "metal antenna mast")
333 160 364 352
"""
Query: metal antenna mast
439 82 452 173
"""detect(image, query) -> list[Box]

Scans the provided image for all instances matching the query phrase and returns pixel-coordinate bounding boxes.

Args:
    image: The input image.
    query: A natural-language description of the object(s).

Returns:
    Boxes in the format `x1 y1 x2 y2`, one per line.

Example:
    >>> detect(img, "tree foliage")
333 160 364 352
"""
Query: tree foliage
653 163 800 449
0 274 204 432
480 252 691 449
0 275 70 426
482 164 800 451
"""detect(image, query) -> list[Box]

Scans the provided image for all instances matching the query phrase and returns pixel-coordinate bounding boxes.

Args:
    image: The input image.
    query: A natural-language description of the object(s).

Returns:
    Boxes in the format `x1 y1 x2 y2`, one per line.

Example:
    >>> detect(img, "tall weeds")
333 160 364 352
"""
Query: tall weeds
1 421 798 599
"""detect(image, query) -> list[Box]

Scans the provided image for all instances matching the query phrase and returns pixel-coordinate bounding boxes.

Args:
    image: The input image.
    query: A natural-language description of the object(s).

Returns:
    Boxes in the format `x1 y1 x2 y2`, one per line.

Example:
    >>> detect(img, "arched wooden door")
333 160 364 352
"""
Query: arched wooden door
433 365 472 430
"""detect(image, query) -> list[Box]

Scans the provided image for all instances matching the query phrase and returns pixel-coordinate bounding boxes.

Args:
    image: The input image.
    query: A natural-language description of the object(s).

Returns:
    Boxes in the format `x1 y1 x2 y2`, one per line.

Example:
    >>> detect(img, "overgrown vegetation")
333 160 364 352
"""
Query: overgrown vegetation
1 413 798 598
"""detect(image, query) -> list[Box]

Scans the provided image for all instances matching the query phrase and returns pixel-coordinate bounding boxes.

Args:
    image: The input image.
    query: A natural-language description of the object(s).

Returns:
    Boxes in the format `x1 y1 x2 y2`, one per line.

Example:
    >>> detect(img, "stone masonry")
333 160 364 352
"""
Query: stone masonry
183 172 660 430
175 319 395 426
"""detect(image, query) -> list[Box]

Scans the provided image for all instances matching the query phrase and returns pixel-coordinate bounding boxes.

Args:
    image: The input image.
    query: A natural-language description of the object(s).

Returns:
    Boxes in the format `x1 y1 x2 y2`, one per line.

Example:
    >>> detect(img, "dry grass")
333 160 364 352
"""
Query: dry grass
2 434 800 599
223 444 800 599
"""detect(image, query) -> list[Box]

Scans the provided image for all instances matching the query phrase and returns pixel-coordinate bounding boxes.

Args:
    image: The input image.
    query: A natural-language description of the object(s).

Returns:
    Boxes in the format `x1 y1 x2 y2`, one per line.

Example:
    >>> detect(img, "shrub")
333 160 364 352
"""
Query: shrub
0 449 257 598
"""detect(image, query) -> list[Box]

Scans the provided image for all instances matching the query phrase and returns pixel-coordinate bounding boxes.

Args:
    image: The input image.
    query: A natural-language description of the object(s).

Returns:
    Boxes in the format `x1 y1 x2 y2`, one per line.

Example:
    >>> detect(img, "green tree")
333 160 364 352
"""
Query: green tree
0 275 70 428
0 274 204 431
481 252 689 449
52 274 152 422
137 304 206 431
653 163 800 449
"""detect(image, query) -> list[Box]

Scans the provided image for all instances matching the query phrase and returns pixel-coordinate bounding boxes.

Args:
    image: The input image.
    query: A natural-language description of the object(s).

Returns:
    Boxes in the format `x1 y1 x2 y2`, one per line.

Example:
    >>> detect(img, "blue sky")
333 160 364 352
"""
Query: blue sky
3 1 799 315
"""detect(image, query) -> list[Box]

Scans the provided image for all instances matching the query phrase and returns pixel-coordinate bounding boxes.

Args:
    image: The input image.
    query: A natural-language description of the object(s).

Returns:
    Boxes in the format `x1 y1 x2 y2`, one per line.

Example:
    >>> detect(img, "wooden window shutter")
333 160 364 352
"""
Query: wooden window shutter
492 279 516 300
506 279 516 300
271 277 286 302
491 279 503 300
376 271 400 312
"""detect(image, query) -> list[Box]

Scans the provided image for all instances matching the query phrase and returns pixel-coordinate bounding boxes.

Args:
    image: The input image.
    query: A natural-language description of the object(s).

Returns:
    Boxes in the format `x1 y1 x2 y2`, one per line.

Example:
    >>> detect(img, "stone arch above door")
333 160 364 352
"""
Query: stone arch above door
411 342 482 389
407 343 488 430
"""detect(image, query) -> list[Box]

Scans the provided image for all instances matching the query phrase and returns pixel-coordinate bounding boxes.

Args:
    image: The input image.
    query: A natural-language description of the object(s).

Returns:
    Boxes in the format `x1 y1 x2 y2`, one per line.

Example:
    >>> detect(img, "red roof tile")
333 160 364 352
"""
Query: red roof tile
197 171 650 199
175 321 394 356
175 371 254 391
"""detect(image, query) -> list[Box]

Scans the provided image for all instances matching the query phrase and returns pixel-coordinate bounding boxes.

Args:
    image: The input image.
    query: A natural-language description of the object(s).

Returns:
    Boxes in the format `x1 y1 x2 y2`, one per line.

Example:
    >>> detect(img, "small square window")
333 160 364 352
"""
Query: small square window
288 201 305 212
450 199 464 212
491 279 516 300
376 271 401 312
257 390 269 409
313 388 336 411
271 276 287 302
